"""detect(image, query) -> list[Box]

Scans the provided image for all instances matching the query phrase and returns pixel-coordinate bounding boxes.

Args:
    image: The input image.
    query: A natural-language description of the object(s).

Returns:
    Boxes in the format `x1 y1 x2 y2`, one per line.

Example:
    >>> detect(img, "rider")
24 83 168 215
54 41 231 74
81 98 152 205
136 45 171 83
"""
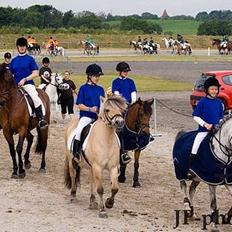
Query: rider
112 61 137 164
72 64 105 164
10 37 48 129
149 37 155 51
221 35 229 48
187 77 224 179
39 57 52 85
48 36 55 50
85 35 96 48
143 37 148 46
177 34 185 47
2 52 12 69
137 36 142 45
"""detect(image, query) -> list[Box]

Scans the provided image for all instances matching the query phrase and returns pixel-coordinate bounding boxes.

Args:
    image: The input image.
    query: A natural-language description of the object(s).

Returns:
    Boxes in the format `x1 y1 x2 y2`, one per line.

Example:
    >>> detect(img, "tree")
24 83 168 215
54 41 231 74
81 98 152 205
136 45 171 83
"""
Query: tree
63 10 75 27
195 11 209 20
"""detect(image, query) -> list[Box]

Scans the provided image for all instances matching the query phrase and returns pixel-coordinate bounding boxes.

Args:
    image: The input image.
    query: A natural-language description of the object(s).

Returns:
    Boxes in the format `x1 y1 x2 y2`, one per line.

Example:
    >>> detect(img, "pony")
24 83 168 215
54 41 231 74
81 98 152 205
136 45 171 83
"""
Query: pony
55 46 65 56
162 37 176 53
38 73 64 118
80 40 99 55
118 98 154 187
0 65 50 178
173 41 192 55
129 41 143 54
212 39 232 55
64 95 127 218
173 115 232 230
28 43 41 55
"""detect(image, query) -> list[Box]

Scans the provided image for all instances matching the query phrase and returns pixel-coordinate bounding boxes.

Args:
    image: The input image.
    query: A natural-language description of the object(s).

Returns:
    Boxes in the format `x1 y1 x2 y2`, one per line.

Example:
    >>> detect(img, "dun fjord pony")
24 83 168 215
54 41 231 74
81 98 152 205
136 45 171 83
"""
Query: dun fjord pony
38 73 64 117
64 95 127 218
118 98 154 187
0 65 50 178
212 39 232 55
173 115 232 230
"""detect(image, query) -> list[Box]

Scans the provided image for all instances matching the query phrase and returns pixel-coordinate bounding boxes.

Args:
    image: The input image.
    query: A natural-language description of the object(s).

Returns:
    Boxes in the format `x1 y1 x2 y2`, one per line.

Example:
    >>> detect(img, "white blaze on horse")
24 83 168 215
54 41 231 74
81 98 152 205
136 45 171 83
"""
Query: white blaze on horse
173 115 232 230
64 95 127 218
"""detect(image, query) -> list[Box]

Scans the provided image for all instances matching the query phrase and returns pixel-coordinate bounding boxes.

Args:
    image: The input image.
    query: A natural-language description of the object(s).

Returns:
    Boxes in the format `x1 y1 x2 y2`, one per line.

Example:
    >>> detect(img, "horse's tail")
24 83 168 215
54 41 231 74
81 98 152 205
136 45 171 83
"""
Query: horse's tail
35 126 48 154
64 156 80 189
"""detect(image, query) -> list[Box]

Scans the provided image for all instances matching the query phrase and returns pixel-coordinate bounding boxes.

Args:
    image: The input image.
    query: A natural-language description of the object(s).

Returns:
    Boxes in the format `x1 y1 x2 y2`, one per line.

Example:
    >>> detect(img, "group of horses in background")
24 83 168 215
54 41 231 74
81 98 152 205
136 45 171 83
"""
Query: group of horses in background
129 40 160 55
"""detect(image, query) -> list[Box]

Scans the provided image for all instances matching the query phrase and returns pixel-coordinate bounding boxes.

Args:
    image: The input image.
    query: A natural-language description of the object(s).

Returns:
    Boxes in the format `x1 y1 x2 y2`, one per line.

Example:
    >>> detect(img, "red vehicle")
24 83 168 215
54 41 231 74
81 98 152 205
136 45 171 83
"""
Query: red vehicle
190 70 232 110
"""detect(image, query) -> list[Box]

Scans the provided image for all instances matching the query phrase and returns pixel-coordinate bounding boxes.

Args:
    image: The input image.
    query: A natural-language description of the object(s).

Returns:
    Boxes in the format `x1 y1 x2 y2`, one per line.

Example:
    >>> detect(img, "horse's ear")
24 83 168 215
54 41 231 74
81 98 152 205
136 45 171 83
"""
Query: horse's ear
146 98 154 106
137 97 142 105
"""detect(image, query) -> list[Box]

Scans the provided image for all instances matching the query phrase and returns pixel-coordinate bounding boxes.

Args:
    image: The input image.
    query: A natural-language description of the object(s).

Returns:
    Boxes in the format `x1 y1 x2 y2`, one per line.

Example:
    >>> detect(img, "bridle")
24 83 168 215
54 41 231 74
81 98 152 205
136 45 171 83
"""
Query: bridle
102 109 124 128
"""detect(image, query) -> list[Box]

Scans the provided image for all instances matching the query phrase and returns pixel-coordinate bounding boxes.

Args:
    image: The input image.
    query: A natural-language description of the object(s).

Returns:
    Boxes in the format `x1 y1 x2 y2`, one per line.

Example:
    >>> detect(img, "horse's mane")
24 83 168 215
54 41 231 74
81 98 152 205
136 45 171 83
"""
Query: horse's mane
130 99 152 115
105 95 127 112
218 113 232 128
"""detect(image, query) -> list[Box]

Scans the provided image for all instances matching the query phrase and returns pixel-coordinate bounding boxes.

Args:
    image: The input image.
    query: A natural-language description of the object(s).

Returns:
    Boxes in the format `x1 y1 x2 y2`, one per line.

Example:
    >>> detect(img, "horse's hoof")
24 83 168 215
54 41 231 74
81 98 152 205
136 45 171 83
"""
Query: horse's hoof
39 168 46 173
133 181 141 188
70 197 78 203
89 202 98 210
25 162 31 169
18 171 26 179
105 198 114 209
11 173 18 179
118 176 126 183
99 210 108 218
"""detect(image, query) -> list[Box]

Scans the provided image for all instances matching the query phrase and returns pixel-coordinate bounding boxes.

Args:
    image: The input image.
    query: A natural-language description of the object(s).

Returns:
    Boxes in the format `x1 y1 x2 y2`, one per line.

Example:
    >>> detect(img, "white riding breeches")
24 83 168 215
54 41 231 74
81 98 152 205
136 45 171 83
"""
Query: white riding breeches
22 84 42 108
191 132 208 155
75 116 94 141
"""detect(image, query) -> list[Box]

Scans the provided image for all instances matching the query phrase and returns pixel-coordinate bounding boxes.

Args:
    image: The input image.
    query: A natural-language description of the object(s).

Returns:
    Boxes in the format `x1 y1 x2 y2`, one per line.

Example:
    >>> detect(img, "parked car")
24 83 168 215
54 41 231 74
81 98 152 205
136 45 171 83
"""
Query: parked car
190 70 232 111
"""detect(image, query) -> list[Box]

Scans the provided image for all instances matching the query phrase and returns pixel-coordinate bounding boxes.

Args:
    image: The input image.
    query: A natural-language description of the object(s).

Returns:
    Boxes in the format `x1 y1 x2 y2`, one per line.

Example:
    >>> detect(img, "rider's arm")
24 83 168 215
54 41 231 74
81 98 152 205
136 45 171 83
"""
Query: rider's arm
78 104 97 112
193 116 206 127
131 91 137 103
41 75 50 83
25 70 39 82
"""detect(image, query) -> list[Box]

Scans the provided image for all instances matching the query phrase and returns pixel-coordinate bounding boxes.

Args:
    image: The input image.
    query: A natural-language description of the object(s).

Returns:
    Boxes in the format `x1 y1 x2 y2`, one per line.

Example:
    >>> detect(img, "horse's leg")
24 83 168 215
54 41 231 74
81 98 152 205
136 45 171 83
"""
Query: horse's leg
209 185 218 230
89 169 98 210
224 185 232 223
93 165 107 218
118 161 127 183
24 131 34 169
189 180 200 218
180 180 191 210
69 159 78 198
133 150 141 187
16 134 26 178
3 130 18 177
105 167 119 209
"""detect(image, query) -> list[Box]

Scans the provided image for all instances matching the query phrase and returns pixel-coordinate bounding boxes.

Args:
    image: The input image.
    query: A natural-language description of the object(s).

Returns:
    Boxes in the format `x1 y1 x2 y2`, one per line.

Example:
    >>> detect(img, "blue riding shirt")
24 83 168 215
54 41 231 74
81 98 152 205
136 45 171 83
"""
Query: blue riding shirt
10 54 38 85
112 77 137 104
76 83 105 119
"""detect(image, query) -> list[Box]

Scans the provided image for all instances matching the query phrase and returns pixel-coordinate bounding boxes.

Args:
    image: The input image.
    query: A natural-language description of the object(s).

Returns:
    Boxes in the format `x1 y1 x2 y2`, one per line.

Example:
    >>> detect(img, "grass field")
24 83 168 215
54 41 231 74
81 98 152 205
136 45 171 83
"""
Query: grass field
35 74 192 92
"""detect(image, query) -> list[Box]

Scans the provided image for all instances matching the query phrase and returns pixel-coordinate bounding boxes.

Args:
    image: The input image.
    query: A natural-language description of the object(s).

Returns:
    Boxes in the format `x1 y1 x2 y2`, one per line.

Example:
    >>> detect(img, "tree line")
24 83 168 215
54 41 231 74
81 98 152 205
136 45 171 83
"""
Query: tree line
1 5 232 35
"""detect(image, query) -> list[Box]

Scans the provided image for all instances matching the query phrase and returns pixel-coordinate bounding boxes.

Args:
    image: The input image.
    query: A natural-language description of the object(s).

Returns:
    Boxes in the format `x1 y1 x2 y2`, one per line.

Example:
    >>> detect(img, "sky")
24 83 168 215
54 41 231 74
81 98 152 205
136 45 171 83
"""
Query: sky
0 0 231 17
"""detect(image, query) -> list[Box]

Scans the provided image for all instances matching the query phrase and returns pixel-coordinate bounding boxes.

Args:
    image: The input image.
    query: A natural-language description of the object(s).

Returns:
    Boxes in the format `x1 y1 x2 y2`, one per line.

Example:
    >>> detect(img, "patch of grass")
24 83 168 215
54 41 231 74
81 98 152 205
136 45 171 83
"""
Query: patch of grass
67 74 192 92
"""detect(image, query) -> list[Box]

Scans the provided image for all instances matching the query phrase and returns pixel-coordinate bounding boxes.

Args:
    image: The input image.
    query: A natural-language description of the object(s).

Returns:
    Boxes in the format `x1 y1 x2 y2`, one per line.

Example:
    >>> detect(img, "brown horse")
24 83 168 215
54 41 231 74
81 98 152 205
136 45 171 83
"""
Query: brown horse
173 41 192 55
80 40 99 55
212 38 232 55
118 98 154 187
0 65 50 178
64 95 127 218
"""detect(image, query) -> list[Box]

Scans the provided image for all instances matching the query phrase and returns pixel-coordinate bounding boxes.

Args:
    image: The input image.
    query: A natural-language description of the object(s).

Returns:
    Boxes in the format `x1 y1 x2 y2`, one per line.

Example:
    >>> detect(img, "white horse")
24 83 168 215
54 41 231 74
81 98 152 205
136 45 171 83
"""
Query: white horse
38 73 64 118
162 37 176 53
173 115 232 231
55 46 65 56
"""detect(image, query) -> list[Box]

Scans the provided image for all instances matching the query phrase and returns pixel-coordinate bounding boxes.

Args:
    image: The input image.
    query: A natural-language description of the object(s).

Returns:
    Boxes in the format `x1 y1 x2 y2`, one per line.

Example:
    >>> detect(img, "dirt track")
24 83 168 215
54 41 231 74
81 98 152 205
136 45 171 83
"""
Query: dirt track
1 60 232 232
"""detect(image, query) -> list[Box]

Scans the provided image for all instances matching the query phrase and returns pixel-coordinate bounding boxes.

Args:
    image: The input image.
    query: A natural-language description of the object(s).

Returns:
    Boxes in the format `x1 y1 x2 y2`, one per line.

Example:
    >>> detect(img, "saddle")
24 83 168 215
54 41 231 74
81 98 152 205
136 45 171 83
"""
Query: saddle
173 131 232 184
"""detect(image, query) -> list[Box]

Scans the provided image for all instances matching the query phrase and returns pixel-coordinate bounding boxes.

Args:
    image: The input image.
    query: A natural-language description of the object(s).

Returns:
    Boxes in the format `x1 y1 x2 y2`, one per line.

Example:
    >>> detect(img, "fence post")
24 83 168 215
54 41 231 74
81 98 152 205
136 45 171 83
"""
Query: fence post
153 97 162 137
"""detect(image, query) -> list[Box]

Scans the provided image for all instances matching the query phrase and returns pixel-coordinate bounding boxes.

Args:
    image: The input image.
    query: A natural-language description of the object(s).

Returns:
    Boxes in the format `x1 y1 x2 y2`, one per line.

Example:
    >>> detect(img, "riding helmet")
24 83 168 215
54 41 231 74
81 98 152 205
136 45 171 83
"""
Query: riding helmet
16 37 28 47
86 64 104 76
204 77 221 93
116 62 131 72
4 52 11 59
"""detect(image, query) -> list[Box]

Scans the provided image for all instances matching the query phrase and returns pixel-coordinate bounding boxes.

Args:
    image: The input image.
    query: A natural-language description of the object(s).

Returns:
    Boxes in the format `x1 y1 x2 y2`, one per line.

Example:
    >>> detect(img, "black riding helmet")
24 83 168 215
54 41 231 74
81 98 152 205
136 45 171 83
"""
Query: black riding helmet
86 63 104 76
16 37 28 47
116 62 131 72
204 77 221 94
4 52 11 59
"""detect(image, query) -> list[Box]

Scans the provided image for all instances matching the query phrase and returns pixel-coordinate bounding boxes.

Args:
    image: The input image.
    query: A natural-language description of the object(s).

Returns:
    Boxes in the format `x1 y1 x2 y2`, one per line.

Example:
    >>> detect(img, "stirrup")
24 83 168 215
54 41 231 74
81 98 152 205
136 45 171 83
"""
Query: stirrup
121 153 131 164
187 170 196 180
38 120 48 129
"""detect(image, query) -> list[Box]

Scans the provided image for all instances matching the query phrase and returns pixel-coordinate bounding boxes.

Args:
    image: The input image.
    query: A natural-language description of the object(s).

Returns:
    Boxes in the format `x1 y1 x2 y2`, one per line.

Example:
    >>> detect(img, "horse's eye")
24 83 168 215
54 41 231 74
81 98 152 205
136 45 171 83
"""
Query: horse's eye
105 109 110 113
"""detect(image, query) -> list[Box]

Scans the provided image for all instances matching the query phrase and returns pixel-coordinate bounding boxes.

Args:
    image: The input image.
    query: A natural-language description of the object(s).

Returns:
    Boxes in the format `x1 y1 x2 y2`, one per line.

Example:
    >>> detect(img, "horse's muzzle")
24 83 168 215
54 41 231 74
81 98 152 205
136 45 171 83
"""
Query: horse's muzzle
114 118 125 130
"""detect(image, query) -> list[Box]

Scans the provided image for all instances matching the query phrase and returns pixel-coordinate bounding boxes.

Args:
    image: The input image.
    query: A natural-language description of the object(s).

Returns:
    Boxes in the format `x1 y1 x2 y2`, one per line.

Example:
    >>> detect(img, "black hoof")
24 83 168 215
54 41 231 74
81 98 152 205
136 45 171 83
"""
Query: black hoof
105 198 114 209
25 162 31 169
11 173 18 179
133 181 141 188
39 168 46 173
18 170 26 179
118 176 126 183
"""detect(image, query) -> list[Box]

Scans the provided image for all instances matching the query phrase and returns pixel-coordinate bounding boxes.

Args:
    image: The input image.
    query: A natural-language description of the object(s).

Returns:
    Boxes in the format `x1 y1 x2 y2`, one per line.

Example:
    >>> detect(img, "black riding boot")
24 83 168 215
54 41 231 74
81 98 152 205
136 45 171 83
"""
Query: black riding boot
35 105 48 129
187 153 196 180
72 139 82 164
119 132 131 164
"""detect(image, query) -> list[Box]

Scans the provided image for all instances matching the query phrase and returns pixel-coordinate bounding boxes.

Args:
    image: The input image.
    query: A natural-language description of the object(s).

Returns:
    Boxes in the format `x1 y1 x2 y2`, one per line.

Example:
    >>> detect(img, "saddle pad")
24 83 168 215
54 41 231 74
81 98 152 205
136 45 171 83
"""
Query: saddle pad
173 131 232 185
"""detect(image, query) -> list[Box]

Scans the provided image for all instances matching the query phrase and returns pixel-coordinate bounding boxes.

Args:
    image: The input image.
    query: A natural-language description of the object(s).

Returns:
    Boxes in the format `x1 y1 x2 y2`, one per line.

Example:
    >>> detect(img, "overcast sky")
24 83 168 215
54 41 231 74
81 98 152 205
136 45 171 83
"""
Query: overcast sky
0 0 231 17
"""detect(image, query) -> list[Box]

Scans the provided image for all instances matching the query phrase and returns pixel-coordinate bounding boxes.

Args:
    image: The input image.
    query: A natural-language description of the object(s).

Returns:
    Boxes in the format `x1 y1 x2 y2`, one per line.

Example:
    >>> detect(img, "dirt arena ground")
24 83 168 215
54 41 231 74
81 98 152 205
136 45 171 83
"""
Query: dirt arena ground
1 59 232 232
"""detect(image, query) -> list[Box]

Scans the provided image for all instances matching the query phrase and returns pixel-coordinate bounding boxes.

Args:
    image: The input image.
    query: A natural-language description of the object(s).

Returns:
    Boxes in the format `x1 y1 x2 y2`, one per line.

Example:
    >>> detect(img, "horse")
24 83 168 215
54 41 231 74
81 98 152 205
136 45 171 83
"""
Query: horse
162 37 176 53
80 40 99 55
173 115 232 230
173 41 192 55
118 98 154 187
28 43 41 55
64 95 127 218
0 65 50 178
55 46 65 56
38 73 64 118
129 41 143 54
212 39 232 55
